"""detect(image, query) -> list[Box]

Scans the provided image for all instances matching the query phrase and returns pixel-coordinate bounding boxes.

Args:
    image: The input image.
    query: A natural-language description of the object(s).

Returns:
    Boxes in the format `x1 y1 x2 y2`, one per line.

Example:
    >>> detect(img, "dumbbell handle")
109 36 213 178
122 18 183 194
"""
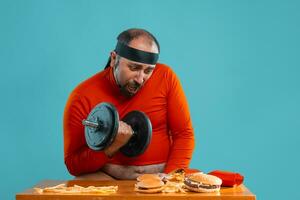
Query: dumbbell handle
82 119 99 129
82 119 136 136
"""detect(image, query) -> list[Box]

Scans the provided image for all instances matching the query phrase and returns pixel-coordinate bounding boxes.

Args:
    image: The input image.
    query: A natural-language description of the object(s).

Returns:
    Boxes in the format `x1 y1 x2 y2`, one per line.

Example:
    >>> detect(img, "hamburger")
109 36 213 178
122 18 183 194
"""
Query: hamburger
136 174 161 182
135 174 164 193
184 173 222 193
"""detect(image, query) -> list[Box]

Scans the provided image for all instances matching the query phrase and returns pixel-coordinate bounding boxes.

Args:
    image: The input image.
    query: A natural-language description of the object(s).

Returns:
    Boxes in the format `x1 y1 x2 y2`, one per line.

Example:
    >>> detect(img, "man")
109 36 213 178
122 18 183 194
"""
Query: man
63 28 195 180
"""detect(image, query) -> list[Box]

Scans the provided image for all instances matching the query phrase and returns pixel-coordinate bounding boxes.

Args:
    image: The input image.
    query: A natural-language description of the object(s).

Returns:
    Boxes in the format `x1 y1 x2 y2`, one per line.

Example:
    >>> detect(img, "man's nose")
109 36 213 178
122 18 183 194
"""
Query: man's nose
135 71 145 85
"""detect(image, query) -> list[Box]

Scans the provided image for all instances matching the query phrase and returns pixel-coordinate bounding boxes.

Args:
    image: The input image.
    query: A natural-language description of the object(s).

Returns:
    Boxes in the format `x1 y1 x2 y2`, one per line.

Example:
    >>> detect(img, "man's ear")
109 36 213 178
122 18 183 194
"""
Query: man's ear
110 51 117 68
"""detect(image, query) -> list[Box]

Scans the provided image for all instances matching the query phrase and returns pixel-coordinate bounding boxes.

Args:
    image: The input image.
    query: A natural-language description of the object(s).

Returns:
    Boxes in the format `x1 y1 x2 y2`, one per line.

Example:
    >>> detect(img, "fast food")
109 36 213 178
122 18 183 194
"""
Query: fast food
184 173 222 193
165 168 185 182
135 173 186 193
134 177 165 193
34 183 118 194
136 173 161 182
162 181 186 193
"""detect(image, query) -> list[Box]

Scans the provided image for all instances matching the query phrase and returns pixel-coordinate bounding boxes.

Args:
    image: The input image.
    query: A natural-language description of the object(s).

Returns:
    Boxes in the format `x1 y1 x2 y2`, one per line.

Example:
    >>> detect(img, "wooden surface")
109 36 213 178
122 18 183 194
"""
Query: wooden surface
16 180 256 200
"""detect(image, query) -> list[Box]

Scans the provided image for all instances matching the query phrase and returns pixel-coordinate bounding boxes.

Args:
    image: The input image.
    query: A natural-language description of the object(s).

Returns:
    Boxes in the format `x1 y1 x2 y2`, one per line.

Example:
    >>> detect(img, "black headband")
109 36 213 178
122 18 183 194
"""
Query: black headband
115 41 159 65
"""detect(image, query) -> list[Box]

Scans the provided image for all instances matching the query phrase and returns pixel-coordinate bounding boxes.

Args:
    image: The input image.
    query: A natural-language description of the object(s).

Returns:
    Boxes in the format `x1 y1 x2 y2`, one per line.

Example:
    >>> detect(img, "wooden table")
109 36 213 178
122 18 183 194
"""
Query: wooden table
16 180 256 200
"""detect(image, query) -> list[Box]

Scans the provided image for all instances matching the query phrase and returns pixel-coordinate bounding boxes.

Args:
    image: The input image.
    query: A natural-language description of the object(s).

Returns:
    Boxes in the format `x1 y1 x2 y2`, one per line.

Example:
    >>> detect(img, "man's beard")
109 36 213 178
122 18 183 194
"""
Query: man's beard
113 59 141 97
120 80 141 97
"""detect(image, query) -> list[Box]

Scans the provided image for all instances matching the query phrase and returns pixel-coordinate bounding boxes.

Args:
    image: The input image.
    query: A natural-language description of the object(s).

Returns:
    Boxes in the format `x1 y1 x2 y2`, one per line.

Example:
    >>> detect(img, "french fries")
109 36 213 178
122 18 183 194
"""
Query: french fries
162 181 186 193
34 183 118 194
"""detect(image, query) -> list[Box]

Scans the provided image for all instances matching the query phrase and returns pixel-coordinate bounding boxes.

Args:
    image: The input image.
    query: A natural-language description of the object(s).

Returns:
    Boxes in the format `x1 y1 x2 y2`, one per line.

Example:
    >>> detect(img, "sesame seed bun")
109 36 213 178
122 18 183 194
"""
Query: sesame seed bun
188 173 222 185
135 175 164 193
136 174 161 182
184 173 222 193
136 179 164 189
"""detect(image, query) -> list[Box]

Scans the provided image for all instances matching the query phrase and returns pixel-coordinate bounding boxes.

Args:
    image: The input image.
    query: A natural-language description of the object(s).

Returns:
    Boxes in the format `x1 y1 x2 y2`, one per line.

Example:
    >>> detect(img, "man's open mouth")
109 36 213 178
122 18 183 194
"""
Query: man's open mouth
127 85 139 93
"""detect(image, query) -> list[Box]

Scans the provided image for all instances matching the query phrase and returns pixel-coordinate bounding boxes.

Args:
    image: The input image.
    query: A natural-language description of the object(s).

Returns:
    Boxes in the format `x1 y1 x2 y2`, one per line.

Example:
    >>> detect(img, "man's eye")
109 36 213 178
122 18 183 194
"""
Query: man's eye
129 65 138 71
144 69 153 74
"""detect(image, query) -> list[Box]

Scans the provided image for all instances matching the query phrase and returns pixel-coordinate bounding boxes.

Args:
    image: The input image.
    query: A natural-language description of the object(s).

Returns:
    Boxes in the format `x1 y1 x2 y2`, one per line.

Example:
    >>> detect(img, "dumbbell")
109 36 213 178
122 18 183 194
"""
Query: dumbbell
82 102 152 157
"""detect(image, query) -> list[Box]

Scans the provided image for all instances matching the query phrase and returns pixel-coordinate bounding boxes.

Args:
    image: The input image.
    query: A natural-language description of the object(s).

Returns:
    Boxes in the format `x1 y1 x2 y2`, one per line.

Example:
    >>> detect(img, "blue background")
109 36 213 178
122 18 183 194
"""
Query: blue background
1 0 299 199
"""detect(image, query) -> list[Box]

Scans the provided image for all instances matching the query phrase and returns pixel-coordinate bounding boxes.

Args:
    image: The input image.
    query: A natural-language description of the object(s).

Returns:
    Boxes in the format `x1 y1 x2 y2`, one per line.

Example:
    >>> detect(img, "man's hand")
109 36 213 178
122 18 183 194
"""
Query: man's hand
104 121 133 157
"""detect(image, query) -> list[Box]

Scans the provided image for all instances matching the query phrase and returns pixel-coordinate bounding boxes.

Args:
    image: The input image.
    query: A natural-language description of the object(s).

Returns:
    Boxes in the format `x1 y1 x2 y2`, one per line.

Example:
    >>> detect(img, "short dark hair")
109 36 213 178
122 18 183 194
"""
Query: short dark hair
104 28 160 69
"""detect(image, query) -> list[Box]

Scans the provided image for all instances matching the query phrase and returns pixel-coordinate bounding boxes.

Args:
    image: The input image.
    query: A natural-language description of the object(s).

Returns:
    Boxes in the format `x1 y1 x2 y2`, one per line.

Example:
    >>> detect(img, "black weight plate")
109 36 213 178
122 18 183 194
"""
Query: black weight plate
85 102 119 151
120 111 152 157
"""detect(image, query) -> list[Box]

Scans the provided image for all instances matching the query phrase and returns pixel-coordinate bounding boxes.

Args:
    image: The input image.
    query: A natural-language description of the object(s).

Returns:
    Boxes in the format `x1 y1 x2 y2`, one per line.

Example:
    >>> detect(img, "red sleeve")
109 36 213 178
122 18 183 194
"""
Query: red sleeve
164 68 195 173
63 93 109 176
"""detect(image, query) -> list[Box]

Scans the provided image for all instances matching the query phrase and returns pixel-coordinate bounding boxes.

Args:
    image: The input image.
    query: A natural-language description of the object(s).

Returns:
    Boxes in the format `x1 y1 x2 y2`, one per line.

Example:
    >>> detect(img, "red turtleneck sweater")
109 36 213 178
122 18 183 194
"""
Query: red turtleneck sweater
63 63 195 176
